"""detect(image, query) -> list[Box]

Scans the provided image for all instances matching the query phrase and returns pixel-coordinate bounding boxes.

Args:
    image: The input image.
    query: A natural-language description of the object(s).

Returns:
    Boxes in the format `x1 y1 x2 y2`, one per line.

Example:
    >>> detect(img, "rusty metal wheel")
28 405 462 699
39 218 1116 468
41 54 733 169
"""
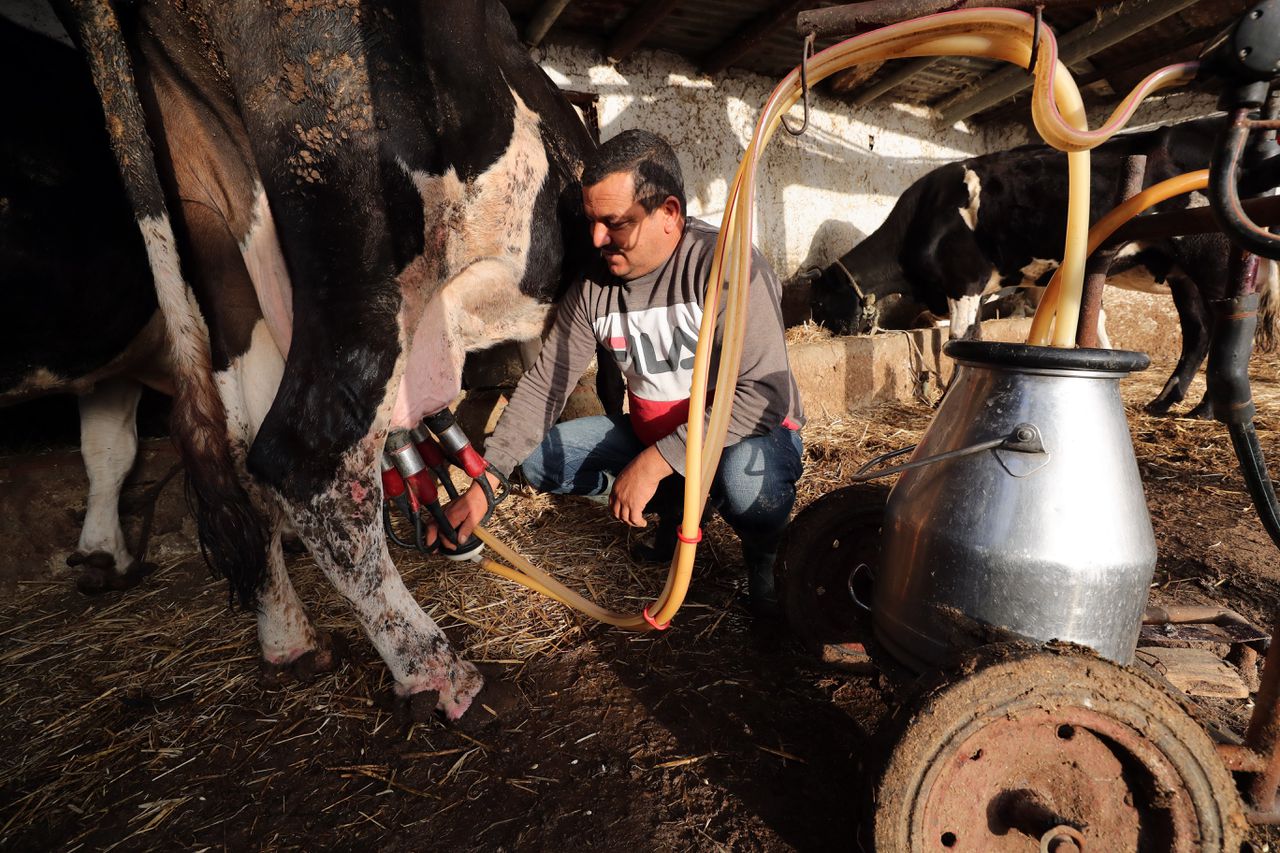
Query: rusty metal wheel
875 645 1247 852
775 483 887 669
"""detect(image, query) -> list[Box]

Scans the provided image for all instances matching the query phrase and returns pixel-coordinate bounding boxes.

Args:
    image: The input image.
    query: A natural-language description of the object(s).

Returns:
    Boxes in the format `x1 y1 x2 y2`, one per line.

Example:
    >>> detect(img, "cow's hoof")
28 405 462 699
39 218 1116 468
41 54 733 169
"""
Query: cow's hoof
396 666 521 729
1143 398 1175 416
259 631 348 687
1184 400 1214 420
453 665 522 732
67 550 117 569
392 689 442 726
74 557 157 596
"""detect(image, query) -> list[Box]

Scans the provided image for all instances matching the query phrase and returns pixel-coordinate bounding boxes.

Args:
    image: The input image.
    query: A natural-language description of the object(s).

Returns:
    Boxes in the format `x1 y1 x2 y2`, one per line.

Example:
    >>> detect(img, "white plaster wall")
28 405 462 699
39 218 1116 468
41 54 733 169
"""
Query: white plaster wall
534 40 1001 278
535 40 1224 283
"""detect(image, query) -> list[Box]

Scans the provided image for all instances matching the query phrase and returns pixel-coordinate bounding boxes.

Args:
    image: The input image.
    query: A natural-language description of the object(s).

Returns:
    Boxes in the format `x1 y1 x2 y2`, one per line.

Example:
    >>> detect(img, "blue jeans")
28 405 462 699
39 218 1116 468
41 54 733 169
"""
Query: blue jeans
520 415 804 570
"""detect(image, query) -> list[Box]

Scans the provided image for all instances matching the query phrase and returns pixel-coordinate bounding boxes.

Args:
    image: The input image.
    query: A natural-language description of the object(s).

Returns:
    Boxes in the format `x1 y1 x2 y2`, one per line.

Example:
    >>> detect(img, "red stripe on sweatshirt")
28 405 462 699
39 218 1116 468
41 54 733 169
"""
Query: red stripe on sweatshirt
627 391 690 446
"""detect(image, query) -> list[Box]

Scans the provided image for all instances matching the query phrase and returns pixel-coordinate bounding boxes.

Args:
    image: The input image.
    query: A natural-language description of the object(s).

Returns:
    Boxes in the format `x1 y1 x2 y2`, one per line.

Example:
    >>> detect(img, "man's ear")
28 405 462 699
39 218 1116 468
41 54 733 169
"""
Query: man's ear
661 195 682 232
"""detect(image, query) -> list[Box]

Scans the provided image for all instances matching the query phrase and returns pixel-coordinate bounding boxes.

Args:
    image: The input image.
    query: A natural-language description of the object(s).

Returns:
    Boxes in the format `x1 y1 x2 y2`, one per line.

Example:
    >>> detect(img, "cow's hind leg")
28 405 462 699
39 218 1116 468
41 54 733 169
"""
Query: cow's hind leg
72 377 156 594
1147 274 1210 416
285 442 483 721
257 515 346 685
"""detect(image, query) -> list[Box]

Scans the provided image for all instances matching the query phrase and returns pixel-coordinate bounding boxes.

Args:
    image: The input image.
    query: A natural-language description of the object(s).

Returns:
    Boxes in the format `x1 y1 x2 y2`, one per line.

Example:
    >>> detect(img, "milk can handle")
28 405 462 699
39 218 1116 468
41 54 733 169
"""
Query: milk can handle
852 423 1044 482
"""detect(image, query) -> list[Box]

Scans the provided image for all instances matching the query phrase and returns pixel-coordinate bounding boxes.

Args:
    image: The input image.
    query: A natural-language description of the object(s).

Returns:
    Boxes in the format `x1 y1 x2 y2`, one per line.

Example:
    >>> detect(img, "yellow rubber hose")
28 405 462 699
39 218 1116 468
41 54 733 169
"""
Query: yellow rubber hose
1029 170 1210 345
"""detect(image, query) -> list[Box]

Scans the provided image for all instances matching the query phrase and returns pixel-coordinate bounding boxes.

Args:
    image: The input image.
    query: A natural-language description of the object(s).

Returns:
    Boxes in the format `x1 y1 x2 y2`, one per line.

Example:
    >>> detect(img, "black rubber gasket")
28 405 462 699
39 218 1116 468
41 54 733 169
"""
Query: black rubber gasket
943 340 1151 374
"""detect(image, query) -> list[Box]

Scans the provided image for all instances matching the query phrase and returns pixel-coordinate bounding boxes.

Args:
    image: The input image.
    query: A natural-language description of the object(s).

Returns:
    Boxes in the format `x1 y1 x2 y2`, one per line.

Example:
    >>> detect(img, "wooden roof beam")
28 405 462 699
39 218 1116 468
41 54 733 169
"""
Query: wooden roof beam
606 0 682 63
851 57 938 106
935 0 1205 126
701 0 809 77
524 0 574 47
798 0 1103 39
1073 22 1228 91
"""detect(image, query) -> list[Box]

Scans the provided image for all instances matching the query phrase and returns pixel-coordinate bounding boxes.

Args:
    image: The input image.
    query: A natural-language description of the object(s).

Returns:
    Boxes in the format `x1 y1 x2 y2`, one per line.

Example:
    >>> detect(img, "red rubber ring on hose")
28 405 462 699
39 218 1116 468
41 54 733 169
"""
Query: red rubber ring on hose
677 526 702 544
642 605 671 630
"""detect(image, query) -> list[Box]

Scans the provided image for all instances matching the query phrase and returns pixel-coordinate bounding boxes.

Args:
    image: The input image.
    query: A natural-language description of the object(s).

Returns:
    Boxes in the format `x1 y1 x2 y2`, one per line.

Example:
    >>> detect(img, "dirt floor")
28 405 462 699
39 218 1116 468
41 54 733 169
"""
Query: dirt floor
4 351 1280 851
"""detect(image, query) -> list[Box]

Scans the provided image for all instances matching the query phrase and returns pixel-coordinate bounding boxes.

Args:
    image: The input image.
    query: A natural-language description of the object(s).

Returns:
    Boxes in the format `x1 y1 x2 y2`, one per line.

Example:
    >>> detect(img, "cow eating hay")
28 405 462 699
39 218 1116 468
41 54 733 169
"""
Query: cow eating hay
808 118 1279 418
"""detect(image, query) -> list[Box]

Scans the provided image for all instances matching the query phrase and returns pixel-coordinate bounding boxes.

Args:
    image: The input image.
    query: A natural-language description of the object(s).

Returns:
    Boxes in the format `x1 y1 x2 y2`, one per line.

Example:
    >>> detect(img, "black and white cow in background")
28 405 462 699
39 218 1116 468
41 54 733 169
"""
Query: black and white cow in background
808 118 1278 417
55 0 596 721
1 13 173 591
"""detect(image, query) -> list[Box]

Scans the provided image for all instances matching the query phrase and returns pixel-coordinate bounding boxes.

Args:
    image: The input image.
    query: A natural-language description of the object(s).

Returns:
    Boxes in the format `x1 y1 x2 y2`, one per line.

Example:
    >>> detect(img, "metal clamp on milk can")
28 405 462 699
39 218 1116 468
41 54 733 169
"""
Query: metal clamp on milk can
853 340 1156 669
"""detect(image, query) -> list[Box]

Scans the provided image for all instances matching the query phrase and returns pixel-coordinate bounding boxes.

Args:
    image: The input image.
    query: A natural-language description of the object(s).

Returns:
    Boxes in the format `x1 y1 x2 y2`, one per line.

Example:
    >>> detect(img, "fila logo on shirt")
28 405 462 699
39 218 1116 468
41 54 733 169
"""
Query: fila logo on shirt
593 302 703 400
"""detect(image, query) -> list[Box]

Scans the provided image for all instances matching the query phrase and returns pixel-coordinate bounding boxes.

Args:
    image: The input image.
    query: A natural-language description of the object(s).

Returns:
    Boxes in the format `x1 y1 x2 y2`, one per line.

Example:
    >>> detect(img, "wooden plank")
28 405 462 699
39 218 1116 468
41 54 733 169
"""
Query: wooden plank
1105 193 1280 245
827 60 885 95
1074 21 1228 92
1137 646 1251 699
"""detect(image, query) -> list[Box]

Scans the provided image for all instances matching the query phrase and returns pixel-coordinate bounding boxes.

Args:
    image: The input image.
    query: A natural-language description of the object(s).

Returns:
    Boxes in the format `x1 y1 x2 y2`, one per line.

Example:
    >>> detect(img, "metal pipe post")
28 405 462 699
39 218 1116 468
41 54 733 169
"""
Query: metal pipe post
1246 620 1280 812
1077 154 1146 348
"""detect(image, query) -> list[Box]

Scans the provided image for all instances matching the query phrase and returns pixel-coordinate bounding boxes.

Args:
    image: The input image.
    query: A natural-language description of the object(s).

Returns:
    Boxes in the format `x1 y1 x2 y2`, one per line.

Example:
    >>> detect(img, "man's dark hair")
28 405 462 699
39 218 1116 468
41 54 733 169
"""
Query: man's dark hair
582 129 686 216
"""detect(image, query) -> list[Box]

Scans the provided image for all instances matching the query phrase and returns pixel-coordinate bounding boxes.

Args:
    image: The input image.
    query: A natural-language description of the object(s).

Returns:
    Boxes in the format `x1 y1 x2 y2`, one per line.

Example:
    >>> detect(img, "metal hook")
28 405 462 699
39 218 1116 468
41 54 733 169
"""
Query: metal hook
782 32 816 137
848 562 875 613
1027 4 1045 75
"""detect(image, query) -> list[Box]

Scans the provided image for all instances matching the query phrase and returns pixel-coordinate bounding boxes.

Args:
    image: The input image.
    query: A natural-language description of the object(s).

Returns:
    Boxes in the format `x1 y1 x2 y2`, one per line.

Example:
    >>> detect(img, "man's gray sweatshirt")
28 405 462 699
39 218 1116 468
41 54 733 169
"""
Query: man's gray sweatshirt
483 218 805 478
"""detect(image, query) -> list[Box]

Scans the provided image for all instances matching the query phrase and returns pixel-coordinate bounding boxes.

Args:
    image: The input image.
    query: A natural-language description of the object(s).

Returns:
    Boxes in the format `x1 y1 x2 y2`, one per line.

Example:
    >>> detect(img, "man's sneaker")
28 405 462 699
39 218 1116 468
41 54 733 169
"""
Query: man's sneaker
628 517 678 565
581 471 616 506
628 540 674 565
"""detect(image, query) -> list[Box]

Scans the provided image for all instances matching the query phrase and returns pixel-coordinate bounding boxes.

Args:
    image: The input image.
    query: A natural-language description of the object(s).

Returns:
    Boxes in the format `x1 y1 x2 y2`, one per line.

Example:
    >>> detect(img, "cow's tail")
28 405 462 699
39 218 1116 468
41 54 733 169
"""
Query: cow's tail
1256 258 1280 354
53 0 267 608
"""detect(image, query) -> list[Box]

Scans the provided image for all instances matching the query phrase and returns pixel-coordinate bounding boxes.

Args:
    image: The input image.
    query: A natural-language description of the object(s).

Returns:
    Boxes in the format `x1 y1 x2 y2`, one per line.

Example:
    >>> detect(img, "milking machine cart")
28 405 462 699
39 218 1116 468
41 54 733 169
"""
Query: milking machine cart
766 1 1280 849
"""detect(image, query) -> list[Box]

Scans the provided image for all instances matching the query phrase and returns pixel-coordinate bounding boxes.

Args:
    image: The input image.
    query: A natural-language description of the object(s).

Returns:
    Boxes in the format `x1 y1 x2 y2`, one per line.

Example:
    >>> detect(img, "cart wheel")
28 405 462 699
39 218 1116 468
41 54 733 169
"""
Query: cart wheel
775 483 887 669
874 645 1247 852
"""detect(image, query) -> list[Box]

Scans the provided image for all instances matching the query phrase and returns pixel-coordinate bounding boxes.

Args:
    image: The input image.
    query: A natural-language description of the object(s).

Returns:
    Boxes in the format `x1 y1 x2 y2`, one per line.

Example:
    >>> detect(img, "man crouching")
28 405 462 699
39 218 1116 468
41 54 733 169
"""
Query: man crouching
436 130 805 615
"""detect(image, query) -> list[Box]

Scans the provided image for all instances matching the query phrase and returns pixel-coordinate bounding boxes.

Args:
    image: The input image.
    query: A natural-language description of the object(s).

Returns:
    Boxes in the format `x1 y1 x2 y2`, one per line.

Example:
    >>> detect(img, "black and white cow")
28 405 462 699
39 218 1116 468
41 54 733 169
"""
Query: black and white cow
808 118 1278 417
1 14 172 591
56 0 595 720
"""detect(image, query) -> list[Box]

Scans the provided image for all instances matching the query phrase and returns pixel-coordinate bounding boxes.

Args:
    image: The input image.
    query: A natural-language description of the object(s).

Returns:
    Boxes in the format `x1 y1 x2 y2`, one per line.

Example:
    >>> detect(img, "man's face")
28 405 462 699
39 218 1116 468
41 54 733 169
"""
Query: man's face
582 171 682 280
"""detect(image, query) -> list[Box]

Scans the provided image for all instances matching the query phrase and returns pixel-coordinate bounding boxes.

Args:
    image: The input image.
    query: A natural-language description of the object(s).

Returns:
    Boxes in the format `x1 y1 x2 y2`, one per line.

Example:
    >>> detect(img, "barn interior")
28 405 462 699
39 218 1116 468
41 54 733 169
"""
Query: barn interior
4 0 1280 850
498 0 1245 272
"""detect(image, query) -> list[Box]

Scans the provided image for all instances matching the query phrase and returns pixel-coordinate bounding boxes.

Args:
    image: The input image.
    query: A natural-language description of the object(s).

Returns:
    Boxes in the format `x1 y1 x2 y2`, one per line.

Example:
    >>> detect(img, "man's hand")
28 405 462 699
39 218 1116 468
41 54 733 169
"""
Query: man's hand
426 471 501 550
609 445 674 527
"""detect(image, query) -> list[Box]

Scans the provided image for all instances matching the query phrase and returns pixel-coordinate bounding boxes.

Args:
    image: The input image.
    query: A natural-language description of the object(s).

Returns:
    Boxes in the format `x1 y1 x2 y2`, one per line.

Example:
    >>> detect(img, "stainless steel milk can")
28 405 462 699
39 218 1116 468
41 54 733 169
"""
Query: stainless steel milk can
864 341 1156 668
